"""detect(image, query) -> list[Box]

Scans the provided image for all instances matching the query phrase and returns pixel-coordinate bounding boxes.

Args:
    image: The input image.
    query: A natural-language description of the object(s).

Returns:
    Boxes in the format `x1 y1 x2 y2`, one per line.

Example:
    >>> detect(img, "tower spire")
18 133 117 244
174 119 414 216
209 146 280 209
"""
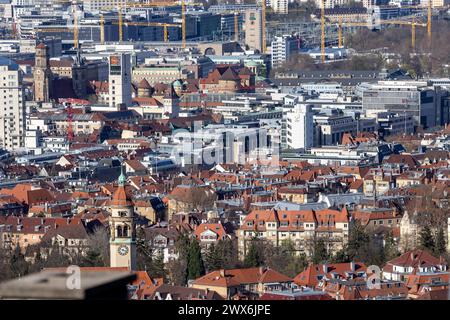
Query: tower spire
118 165 126 186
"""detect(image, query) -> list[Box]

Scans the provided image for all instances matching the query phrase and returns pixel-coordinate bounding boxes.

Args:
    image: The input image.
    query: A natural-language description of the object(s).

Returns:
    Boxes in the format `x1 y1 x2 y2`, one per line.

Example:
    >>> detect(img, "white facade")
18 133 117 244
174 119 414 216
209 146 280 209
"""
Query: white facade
285 104 314 150
108 53 132 109
0 57 26 151
271 35 299 69
83 0 128 12
270 0 288 14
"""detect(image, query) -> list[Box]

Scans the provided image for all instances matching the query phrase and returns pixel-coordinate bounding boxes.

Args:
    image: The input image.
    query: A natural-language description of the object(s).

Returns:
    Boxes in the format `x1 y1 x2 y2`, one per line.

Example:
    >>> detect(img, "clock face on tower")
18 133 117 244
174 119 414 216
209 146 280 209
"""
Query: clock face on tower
118 245 129 256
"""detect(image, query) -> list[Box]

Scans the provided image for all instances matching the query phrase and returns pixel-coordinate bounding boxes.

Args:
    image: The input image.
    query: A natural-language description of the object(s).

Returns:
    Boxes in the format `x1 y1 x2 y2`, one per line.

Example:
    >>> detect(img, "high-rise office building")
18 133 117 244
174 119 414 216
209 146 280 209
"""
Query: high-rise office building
285 104 314 150
0 57 26 151
109 53 132 109
361 81 437 130
270 0 288 14
271 35 299 69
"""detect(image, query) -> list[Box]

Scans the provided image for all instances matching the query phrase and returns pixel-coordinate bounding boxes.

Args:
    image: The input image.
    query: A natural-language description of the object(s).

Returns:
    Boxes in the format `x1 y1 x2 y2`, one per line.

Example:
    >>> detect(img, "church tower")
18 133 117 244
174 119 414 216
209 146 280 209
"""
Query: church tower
109 170 136 270
33 42 52 102
163 83 180 119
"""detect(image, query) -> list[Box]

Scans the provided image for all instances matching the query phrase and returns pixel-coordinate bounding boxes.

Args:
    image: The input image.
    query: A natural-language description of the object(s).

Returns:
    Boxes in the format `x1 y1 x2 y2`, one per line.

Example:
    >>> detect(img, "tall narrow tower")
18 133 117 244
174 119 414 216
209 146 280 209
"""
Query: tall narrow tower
109 170 136 270
108 53 132 109
33 43 52 102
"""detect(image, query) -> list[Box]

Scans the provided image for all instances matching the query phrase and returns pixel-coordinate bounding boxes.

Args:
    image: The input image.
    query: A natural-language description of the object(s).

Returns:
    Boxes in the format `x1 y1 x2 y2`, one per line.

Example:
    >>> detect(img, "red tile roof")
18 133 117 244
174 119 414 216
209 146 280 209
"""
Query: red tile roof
193 267 292 288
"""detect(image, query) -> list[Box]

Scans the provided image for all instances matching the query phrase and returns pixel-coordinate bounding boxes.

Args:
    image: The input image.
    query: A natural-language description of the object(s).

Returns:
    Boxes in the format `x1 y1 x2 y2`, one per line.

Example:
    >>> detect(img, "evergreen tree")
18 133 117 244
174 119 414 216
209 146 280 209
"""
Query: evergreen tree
384 232 400 261
435 227 446 255
187 240 205 280
216 239 238 269
204 243 223 272
332 247 350 263
148 252 166 279
312 238 329 264
9 245 29 278
136 228 153 271
347 222 370 261
244 239 264 268
82 249 104 267
419 225 435 251
176 232 192 261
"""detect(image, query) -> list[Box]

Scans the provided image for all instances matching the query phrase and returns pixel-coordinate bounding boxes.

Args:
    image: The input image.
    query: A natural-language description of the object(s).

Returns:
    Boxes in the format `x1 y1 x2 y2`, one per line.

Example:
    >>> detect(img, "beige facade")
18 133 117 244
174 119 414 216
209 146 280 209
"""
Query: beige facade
132 66 189 86
109 187 137 270
244 9 263 53
237 209 349 260
33 44 52 102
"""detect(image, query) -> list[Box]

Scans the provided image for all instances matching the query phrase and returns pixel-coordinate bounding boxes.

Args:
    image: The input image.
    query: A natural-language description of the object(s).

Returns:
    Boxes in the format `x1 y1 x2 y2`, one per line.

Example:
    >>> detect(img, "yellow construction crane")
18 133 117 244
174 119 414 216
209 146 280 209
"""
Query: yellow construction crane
118 6 123 42
262 0 266 53
321 0 325 63
335 18 370 48
100 14 105 45
182 0 186 48
379 19 427 50
427 0 432 42
234 12 239 42
111 21 181 42
72 3 79 48
102 1 202 47
333 18 427 50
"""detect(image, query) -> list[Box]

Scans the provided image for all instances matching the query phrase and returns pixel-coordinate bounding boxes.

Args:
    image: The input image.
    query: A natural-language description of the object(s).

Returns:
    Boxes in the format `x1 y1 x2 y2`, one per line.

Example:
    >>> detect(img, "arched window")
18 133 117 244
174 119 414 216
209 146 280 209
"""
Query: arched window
123 225 129 237
117 226 123 238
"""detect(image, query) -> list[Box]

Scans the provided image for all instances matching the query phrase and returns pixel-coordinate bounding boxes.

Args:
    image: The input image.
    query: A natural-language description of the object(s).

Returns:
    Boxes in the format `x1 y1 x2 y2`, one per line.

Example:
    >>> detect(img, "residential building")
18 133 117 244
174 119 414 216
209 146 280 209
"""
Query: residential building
270 0 288 14
0 57 26 151
294 262 367 288
191 266 293 299
383 249 448 282
237 208 350 259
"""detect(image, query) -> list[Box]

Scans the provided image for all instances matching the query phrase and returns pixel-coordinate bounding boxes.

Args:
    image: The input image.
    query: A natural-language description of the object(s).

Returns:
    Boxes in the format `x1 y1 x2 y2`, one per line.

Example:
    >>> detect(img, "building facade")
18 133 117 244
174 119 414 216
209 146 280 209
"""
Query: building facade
244 9 263 53
109 172 137 270
109 53 132 109
33 43 52 102
285 104 314 150
0 57 26 151
271 35 299 69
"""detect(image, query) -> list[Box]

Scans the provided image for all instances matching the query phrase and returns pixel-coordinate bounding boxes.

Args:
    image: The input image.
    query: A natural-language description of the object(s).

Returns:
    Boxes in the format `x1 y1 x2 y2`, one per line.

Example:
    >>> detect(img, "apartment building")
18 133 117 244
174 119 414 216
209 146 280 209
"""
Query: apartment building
0 57 26 151
270 0 288 14
237 208 349 259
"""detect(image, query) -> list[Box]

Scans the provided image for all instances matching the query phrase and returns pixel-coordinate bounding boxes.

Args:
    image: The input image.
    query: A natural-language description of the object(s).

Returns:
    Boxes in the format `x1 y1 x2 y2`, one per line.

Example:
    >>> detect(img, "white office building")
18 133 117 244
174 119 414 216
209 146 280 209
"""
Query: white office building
109 53 132 109
285 104 314 150
0 57 26 151
271 35 299 69
270 0 288 14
